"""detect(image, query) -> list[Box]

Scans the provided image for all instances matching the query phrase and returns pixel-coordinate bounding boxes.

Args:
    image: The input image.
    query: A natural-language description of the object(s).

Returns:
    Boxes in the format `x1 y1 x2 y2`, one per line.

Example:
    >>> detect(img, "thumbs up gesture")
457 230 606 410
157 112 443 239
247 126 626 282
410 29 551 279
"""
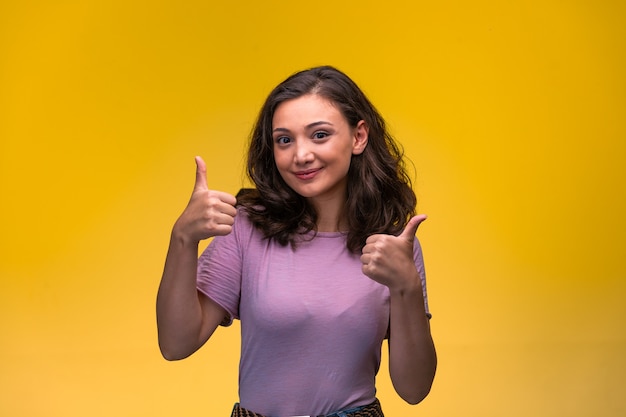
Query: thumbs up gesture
172 156 238 244
360 215 427 289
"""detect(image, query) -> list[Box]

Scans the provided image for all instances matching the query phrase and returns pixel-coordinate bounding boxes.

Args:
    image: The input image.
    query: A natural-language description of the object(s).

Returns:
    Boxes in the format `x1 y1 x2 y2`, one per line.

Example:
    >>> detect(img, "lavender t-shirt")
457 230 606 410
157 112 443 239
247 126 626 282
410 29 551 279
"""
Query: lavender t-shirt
197 210 429 417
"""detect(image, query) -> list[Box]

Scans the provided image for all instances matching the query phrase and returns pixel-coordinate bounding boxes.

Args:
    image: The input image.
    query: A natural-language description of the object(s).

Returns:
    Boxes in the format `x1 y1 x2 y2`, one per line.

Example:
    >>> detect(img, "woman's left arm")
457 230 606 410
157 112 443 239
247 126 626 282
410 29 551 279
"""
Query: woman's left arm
361 215 437 404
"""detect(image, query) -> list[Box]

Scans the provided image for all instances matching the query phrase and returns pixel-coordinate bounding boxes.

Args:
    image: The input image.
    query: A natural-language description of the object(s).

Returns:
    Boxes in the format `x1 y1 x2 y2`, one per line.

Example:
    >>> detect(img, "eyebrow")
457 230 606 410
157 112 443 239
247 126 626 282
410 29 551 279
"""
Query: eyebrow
272 121 333 133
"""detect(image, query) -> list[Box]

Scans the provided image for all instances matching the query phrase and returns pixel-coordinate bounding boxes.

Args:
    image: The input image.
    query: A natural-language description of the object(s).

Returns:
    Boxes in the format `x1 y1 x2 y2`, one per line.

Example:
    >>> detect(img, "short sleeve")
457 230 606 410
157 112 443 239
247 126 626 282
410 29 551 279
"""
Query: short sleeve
413 237 432 319
196 215 248 326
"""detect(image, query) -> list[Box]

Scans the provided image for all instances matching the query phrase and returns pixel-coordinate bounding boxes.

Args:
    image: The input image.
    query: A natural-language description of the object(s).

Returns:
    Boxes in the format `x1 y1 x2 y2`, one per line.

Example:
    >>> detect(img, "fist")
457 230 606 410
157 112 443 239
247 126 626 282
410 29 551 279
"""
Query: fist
173 156 237 243
360 215 427 290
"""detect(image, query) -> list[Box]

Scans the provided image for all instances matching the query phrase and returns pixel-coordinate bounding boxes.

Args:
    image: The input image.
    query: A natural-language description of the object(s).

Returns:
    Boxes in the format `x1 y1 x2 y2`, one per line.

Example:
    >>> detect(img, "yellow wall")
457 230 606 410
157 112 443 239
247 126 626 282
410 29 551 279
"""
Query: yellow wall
1 1 624 416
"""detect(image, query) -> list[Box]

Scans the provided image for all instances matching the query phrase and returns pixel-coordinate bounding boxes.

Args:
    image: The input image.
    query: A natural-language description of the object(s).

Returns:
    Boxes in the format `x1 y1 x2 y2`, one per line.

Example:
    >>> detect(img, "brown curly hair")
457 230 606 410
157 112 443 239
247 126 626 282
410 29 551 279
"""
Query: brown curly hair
238 66 416 253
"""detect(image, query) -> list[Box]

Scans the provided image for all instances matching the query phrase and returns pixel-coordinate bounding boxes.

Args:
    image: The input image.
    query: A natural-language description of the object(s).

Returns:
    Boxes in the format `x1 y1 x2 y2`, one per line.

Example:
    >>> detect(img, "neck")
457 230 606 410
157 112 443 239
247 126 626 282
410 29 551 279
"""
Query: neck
310 197 347 232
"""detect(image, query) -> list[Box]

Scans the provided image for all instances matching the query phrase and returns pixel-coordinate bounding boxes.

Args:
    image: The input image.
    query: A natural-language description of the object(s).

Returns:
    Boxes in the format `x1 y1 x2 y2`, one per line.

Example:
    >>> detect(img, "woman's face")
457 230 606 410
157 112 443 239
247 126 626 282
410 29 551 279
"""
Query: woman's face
271 94 368 206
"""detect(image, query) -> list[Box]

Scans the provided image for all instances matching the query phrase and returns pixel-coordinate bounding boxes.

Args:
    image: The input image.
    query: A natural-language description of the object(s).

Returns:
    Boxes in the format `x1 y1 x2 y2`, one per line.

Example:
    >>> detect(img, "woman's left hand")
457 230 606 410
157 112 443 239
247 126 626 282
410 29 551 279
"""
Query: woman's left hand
360 215 427 290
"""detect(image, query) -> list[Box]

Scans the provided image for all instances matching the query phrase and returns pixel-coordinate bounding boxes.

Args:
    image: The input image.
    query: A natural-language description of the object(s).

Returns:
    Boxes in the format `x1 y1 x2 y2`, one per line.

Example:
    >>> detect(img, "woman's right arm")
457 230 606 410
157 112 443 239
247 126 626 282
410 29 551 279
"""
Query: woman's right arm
156 156 237 361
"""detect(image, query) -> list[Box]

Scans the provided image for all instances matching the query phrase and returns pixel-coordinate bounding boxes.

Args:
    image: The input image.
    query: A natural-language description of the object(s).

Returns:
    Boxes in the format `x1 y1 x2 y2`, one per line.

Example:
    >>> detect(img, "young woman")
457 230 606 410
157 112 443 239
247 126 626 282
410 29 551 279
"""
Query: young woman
157 66 436 417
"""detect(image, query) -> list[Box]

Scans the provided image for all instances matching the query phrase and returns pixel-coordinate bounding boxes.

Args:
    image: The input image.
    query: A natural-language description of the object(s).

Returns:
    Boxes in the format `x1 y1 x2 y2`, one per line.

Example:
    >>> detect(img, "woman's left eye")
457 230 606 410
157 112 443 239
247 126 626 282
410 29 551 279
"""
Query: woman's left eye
313 131 328 139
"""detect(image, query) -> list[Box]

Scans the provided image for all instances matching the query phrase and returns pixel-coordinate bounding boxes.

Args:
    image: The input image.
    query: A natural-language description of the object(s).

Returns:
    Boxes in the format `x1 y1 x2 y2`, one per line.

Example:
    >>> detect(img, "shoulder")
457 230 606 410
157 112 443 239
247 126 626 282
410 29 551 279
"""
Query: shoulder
230 206 259 238
200 207 263 265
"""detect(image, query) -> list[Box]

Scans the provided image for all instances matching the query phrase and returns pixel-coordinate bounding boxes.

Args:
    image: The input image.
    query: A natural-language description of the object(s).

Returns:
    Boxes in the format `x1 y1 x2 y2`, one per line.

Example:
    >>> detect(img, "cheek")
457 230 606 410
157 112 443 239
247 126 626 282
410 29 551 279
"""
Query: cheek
338 149 354 170
272 150 290 172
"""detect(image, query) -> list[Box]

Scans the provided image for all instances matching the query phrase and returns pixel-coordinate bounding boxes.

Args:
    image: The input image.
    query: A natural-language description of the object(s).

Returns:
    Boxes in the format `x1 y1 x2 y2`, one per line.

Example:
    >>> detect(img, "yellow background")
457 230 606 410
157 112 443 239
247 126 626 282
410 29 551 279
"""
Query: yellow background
1 0 624 416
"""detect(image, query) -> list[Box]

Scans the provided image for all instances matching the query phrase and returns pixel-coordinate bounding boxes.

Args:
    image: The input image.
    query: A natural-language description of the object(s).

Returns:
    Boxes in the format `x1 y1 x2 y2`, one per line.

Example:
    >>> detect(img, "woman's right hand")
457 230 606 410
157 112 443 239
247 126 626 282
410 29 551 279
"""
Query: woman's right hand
172 156 237 244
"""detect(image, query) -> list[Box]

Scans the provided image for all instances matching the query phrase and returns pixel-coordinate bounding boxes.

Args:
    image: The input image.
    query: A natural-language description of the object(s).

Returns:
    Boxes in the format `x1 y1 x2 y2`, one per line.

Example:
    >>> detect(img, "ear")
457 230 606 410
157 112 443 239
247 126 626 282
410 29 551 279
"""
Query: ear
352 120 369 155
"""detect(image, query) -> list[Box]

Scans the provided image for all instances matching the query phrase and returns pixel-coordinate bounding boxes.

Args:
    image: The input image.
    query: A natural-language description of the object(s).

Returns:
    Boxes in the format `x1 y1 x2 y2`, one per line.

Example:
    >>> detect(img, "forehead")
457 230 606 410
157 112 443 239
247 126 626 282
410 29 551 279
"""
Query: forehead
272 94 344 127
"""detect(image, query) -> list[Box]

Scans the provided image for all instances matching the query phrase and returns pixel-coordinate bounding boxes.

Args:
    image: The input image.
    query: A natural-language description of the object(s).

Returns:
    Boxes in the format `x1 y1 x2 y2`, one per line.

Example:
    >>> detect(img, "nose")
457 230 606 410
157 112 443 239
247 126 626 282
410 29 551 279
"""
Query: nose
294 140 314 165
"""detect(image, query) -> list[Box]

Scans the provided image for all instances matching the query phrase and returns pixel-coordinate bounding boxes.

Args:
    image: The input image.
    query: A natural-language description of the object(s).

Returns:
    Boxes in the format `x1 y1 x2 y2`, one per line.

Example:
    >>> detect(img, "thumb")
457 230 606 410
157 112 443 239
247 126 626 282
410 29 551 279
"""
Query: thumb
193 156 208 191
399 214 427 242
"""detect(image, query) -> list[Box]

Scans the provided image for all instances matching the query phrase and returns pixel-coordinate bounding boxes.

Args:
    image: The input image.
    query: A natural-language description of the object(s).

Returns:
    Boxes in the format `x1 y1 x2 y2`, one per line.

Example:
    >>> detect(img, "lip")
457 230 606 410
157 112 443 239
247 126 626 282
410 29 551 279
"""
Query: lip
294 168 321 180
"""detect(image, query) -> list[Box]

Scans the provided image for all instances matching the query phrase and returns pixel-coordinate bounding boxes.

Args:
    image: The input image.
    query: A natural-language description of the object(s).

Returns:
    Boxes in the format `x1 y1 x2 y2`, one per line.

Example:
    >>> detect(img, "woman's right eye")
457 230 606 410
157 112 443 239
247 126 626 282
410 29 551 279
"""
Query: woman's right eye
275 136 291 145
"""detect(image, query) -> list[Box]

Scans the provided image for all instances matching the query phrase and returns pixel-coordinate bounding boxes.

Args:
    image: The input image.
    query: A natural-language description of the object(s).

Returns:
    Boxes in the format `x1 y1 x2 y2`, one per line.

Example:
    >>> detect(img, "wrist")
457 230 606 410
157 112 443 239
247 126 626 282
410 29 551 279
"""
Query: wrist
388 271 422 298
170 224 200 249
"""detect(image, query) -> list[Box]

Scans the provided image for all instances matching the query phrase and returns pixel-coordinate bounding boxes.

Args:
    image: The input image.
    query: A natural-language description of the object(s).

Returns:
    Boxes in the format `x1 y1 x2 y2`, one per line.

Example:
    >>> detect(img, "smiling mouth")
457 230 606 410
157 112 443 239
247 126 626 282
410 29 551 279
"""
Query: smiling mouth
294 168 321 180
